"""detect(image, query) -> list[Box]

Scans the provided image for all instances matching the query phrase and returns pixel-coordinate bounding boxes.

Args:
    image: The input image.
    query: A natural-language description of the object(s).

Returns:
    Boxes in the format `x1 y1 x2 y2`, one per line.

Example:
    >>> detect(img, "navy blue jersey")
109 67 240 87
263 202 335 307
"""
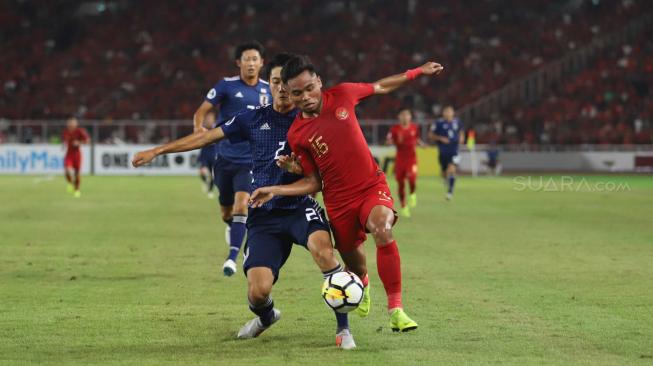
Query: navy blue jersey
220 105 308 211
198 144 218 167
431 118 464 155
205 76 272 165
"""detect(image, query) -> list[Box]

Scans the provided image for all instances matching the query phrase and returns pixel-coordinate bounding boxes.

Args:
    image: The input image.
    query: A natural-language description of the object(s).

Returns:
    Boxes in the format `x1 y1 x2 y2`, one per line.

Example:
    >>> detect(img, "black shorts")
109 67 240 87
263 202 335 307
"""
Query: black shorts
212 157 253 206
243 198 330 282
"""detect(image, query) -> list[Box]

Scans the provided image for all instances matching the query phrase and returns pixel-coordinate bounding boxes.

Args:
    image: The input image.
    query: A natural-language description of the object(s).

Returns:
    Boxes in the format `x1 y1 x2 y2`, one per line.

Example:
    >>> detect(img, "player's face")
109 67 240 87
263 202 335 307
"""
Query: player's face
66 118 78 130
269 66 293 109
398 110 411 125
287 71 323 113
443 107 454 121
236 50 264 79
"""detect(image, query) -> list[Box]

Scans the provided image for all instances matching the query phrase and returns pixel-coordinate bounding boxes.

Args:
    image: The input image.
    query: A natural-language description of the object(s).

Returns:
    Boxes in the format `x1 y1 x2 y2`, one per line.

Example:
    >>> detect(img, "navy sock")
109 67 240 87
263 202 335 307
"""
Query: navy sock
228 215 247 261
448 175 456 194
322 264 349 332
249 297 275 326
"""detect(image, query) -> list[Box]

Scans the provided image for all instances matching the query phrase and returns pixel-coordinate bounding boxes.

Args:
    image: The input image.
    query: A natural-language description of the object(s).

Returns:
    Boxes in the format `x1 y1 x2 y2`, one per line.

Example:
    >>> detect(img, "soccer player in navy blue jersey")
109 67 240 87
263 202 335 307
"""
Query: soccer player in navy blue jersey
133 54 356 349
429 105 464 201
197 110 218 199
192 41 272 277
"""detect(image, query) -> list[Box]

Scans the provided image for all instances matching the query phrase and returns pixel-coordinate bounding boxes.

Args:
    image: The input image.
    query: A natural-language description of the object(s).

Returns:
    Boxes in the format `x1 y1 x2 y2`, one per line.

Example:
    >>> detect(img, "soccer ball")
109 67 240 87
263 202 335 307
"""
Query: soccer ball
321 271 364 313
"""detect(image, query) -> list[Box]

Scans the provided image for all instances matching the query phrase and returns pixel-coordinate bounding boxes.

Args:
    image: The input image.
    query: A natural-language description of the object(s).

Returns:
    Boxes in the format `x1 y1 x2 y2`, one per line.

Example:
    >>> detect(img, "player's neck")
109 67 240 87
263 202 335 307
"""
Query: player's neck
273 102 294 115
240 74 259 86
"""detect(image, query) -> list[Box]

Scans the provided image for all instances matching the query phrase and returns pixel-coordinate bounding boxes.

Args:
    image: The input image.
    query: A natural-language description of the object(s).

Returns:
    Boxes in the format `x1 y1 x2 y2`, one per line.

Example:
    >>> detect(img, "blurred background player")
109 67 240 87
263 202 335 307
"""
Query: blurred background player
192 41 271 276
251 55 444 332
386 108 424 217
197 110 218 199
429 106 464 201
131 53 356 349
62 117 90 198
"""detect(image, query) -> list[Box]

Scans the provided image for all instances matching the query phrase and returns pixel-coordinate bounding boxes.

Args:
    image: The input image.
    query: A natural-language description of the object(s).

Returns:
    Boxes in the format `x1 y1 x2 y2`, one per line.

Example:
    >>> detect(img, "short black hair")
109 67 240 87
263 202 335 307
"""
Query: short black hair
281 55 317 83
234 41 265 60
264 52 296 80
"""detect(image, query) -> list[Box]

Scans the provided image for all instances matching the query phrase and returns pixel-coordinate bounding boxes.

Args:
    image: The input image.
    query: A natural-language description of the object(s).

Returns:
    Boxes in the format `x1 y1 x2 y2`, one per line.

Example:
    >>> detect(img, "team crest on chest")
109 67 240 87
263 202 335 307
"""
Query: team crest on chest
335 107 349 120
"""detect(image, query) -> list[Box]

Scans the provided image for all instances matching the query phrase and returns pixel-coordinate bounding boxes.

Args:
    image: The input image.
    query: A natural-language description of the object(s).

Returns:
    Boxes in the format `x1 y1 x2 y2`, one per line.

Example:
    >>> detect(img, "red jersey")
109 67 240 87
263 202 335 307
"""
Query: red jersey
288 83 383 210
63 127 89 154
388 123 419 162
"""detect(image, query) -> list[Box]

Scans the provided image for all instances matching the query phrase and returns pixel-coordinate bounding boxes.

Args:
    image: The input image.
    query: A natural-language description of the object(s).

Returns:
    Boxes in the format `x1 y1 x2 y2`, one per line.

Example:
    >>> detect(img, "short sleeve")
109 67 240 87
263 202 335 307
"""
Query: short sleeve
288 133 317 176
337 83 374 105
219 112 250 143
205 80 227 106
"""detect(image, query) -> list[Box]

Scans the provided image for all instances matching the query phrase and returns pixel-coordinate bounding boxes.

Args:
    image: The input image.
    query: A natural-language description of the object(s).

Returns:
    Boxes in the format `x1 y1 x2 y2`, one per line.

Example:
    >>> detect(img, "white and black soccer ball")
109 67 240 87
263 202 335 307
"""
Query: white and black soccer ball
321 271 364 313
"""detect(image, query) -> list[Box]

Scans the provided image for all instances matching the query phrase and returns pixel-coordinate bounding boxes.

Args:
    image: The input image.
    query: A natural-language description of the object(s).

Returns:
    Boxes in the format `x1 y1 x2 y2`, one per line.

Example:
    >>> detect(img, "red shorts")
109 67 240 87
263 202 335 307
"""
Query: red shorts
394 159 417 181
327 181 398 253
64 151 81 171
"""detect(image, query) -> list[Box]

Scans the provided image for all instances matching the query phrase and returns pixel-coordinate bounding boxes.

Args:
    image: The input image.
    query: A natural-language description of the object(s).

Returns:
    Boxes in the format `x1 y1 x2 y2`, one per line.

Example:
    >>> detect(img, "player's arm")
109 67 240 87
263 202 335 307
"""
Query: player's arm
373 62 444 95
249 171 322 208
459 130 465 145
193 101 214 133
385 130 395 145
81 129 91 144
132 128 225 167
276 153 303 175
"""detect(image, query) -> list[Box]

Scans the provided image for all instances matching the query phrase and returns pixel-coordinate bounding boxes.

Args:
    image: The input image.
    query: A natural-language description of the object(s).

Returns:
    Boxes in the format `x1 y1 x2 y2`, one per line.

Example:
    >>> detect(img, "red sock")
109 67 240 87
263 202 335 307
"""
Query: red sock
376 241 402 309
74 172 80 190
397 180 406 207
408 176 416 194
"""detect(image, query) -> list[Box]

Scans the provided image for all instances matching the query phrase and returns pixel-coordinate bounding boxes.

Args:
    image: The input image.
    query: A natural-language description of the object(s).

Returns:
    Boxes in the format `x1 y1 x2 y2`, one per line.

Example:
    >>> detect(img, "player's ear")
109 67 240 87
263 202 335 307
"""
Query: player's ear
317 76 323 88
236 59 242 68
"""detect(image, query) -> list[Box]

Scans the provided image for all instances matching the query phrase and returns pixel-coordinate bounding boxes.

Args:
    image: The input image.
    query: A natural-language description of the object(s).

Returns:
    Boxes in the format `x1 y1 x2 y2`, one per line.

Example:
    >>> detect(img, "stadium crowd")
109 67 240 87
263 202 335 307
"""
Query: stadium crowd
1 0 651 144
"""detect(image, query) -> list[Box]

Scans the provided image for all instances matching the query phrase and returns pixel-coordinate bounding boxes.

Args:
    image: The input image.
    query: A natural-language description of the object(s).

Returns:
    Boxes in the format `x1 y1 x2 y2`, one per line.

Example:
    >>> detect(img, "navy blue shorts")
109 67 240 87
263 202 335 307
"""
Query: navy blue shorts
213 157 253 206
438 152 460 172
243 198 330 282
198 145 217 168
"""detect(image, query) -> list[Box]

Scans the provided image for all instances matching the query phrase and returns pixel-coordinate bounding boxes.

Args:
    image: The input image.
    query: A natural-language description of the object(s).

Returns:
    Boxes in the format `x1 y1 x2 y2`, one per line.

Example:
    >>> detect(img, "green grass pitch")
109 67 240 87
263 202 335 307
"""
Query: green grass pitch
1 174 652 365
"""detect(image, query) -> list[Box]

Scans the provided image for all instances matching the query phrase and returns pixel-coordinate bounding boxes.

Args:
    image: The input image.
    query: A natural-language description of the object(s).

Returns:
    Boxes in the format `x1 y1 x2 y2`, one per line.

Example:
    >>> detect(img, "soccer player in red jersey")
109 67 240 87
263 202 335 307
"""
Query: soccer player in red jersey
250 55 443 331
386 108 424 218
62 117 90 197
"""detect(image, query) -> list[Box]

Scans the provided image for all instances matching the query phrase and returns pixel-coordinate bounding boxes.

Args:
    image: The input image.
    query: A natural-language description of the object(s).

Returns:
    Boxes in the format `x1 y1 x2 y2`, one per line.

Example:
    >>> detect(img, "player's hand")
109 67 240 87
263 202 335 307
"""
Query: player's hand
132 149 157 167
420 62 444 76
249 187 275 208
194 125 208 134
72 140 80 147
276 153 303 175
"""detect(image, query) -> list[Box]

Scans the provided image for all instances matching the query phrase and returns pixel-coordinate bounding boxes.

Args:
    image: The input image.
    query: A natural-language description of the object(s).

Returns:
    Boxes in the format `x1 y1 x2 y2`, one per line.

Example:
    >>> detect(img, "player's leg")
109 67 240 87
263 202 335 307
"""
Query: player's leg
408 163 418 208
224 166 252 269
330 211 370 318
362 189 418 332
446 159 457 200
64 155 74 193
214 163 238 275
238 267 281 339
297 202 355 349
395 164 409 217
73 153 82 197
307 230 355 349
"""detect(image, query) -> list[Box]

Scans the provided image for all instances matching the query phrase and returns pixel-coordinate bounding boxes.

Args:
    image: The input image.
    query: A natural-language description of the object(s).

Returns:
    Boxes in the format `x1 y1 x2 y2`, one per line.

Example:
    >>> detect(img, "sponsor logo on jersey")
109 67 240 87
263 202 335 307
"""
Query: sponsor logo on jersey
207 88 217 99
335 107 348 120
260 123 271 130
235 91 244 98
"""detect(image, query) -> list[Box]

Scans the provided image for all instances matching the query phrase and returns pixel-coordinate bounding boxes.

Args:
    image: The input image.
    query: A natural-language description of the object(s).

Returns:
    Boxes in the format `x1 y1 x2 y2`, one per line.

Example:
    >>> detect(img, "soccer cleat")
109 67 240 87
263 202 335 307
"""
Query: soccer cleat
225 225 231 246
74 190 81 198
237 308 281 339
67 184 74 193
409 193 417 208
223 259 237 276
400 206 411 218
355 284 371 317
389 308 418 332
335 329 356 350
445 193 453 201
